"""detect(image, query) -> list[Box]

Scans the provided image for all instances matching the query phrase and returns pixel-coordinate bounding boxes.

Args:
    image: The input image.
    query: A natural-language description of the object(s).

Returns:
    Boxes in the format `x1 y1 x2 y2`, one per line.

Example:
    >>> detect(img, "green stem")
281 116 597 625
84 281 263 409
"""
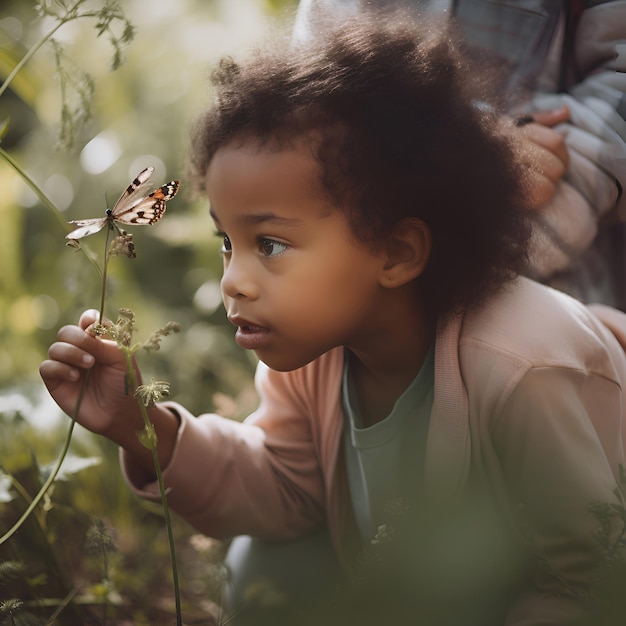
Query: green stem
44 585 81 622
0 22 65 100
99 229 112 323
0 146 102 278
6 474 51 536
8 474 35 508
121 351 182 625
0 146 69 232
0 0 90 100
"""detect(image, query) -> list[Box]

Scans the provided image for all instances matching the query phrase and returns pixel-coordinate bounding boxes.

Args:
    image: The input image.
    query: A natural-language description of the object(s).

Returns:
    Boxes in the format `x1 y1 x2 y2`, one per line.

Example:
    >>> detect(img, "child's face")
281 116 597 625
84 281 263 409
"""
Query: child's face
205 138 390 372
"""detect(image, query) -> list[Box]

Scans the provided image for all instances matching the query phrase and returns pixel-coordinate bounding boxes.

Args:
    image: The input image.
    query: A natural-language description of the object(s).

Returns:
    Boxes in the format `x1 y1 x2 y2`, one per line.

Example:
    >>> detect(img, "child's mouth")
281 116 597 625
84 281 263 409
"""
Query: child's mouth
234 324 271 350
239 324 265 333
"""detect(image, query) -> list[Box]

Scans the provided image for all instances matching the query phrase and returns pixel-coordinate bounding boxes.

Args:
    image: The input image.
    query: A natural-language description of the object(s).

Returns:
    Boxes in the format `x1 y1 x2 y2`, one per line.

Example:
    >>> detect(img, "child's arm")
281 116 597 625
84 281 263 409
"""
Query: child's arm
119 356 337 541
39 309 180 479
41 312 330 541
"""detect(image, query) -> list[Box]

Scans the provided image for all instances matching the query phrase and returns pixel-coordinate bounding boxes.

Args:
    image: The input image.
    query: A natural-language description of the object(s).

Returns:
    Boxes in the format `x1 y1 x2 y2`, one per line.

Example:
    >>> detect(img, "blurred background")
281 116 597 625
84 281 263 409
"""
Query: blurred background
0 1 297 622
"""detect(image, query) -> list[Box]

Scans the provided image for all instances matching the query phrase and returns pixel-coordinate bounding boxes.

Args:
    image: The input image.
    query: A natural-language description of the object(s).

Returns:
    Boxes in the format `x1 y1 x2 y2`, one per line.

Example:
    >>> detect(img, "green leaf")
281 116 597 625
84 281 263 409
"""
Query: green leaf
0 561 26 583
41 454 101 481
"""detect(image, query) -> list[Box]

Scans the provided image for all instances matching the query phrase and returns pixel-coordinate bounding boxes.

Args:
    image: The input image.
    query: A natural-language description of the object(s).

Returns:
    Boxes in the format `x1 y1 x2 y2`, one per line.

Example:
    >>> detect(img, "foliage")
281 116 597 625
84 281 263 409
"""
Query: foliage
3 1 625 624
0 403 227 623
0 0 294 622
0 0 279 413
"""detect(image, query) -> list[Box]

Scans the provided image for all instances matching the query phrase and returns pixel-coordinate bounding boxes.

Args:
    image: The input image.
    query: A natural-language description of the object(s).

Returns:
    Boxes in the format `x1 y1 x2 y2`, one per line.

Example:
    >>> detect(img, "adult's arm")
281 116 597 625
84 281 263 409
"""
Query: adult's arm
525 1 626 279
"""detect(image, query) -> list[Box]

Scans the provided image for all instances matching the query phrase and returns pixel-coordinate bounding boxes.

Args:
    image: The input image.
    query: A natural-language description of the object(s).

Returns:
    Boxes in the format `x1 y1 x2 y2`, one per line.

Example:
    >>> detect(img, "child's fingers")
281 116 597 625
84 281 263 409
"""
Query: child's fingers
47 337 95 370
56 321 121 366
39 358 82 386
79 309 103 330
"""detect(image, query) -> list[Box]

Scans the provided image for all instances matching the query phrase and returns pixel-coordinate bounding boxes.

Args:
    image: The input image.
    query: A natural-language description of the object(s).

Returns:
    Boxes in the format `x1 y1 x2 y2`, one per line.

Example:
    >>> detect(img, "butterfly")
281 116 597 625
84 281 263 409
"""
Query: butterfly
66 166 180 240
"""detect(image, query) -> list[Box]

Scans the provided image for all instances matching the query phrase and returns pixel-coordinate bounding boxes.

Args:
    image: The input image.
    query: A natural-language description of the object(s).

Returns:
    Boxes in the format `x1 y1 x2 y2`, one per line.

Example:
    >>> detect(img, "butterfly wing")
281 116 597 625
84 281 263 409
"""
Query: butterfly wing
113 179 180 226
66 217 108 240
110 166 156 217
65 167 155 240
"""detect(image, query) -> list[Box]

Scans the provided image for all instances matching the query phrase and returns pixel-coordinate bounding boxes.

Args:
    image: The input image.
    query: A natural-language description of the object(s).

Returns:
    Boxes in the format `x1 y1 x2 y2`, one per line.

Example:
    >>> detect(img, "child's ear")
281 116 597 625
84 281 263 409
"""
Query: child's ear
379 217 431 288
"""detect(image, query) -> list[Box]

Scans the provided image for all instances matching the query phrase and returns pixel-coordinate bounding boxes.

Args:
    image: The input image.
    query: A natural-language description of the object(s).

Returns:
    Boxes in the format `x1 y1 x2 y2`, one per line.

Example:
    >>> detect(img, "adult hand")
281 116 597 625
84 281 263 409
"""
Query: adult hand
588 304 626 350
516 106 570 209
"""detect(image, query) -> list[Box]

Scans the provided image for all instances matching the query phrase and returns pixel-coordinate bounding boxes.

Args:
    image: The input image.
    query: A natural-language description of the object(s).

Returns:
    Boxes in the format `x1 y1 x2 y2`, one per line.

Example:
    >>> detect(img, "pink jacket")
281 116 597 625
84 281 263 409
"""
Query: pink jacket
123 277 626 623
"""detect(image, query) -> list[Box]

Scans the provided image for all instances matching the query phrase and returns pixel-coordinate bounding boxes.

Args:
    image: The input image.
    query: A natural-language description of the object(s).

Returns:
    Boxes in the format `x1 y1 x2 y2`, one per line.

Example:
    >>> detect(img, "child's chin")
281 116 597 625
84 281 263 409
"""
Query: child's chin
257 352 316 373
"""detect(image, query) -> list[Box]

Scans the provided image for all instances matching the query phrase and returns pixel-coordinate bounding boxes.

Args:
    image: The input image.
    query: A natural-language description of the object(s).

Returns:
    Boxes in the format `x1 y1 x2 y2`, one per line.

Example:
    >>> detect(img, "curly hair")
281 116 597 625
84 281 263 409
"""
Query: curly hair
189 10 532 321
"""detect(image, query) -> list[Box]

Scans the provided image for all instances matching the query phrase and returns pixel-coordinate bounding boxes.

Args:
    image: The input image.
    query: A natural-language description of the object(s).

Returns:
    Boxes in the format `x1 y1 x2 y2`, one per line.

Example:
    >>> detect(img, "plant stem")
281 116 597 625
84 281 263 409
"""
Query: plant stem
99 228 112 323
121 351 182 625
6 474 51 537
0 22 64 101
0 147 70 232
0 0 134 102
0 146 102 277
44 585 81 622
0 0 91 100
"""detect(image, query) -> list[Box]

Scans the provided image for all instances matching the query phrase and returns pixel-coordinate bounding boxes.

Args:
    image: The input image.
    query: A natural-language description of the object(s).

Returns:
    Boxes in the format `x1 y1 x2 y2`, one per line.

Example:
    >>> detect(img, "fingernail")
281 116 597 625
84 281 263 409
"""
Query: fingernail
515 115 534 127
82 354 94 365
69 368 79 380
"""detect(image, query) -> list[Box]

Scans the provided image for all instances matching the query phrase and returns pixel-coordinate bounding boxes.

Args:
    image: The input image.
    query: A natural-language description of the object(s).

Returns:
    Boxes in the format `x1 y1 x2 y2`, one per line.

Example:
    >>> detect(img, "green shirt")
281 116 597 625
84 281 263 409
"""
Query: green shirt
342 344 434 542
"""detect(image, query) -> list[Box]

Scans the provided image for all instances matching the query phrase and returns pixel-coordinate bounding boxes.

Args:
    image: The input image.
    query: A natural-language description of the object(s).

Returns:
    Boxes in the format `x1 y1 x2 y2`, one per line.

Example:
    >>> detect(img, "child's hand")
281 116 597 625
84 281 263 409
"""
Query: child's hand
39 309 144 439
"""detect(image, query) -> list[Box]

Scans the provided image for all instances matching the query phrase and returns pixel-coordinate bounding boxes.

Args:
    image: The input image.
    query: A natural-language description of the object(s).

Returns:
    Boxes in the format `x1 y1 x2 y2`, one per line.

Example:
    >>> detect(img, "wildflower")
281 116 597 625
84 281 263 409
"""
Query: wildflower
135 379 171 408
109 231 136 259
114 308 136 347
87 321 112 338
0 599 23 616
86 519 117 557
143 321 181 351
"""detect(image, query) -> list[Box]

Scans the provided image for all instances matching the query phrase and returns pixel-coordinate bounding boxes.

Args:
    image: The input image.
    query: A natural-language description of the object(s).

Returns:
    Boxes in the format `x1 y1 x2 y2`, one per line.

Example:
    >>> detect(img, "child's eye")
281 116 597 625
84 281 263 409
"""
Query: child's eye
216 232 231 253
259 238 288 258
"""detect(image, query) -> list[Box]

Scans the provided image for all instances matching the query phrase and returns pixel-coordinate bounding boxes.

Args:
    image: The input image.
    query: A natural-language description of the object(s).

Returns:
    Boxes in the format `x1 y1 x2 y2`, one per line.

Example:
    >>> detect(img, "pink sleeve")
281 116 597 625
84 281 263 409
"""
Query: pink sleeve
121 362 328 540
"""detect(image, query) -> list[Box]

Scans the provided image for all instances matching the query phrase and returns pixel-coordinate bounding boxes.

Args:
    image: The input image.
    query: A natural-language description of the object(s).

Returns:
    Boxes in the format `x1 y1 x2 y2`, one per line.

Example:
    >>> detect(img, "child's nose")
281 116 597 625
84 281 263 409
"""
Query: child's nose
221 256 259 301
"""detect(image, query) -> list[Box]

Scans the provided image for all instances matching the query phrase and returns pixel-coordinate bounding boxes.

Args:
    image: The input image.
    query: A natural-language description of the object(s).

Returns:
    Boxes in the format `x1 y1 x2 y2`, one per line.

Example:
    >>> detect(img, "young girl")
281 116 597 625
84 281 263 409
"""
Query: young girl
40 12 626 625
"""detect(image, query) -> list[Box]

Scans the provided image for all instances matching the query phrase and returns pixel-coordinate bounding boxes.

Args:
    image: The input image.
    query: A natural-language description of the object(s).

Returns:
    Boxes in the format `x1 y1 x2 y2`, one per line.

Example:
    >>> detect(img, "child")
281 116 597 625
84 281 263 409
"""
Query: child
40 12 626 625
